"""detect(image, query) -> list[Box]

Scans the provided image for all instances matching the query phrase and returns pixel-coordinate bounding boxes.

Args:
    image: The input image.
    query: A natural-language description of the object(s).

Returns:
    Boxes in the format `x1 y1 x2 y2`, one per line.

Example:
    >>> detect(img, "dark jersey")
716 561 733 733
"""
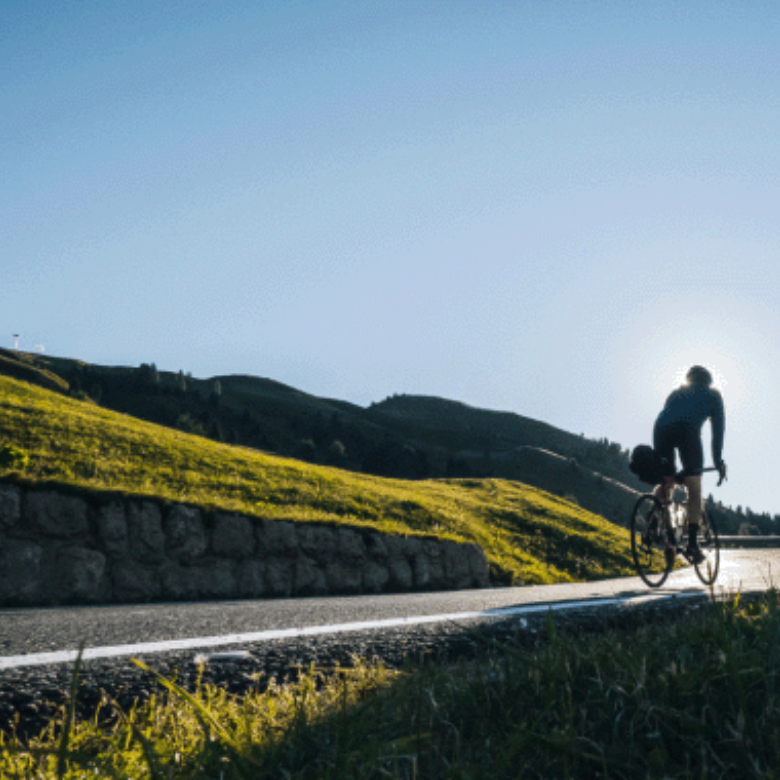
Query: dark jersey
654 384 725 465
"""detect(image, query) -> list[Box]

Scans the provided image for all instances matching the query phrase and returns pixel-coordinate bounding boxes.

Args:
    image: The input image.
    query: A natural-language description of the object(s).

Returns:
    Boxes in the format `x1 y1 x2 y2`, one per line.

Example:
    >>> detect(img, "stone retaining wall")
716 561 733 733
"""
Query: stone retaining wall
0 484 490 607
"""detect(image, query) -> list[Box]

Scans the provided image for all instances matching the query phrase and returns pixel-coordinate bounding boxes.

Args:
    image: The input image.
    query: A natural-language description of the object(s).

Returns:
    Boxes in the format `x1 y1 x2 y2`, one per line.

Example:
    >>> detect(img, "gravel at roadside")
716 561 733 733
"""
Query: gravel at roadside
0 593 719 740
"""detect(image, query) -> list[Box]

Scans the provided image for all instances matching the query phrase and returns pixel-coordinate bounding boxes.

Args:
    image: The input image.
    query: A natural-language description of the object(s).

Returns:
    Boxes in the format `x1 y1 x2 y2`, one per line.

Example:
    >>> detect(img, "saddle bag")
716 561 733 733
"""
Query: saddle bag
629 444 666 486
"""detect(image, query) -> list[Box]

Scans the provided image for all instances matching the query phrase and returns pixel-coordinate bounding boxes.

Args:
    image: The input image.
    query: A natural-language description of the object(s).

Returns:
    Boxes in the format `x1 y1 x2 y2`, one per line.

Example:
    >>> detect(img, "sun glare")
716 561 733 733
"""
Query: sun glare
613 291 780 442
668 363 728 394
655 349 741 408
622 293 775 415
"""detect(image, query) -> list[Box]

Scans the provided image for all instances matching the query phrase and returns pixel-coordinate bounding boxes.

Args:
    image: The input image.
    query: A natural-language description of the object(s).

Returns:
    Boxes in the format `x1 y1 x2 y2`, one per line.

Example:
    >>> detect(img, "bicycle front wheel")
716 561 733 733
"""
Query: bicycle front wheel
694 510 720 585
631 493 672 588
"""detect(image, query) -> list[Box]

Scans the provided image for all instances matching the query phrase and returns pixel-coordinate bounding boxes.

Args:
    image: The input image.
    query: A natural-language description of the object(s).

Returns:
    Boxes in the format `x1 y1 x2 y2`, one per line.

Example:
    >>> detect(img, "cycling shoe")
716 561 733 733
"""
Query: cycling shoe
685 545 706 565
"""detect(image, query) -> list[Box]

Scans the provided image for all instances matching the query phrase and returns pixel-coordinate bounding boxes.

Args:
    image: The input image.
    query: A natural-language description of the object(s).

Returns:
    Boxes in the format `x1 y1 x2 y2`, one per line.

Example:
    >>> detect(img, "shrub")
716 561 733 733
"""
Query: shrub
0 443 29 470
326 439 347 465
175 413 206 437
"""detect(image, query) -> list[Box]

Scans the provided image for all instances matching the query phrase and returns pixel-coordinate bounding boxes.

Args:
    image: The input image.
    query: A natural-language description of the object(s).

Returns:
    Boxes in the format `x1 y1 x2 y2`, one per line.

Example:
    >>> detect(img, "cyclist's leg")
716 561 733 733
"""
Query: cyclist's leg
678 428 705 560
685 474 703 525
653 422 678 479
678 427 705 525
652 422 679 532
656 475 678 565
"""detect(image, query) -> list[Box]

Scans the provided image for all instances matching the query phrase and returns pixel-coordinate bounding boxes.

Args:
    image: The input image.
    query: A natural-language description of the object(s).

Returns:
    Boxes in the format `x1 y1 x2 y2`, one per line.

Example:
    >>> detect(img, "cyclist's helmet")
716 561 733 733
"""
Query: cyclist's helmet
686 365 713 386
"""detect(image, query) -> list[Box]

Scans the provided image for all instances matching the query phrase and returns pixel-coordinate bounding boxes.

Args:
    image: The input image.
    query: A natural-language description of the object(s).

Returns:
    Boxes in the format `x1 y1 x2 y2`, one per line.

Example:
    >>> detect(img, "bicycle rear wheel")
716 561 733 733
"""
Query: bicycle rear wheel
694 510 720 585
631 494 673 588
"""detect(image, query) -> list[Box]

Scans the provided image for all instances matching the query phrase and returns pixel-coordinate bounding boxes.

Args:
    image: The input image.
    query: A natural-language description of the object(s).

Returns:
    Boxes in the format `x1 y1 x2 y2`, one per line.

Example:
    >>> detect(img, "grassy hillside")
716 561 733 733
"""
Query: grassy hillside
1 352 768 537
0 375 635 585
0 348 69 394
0 352 638 483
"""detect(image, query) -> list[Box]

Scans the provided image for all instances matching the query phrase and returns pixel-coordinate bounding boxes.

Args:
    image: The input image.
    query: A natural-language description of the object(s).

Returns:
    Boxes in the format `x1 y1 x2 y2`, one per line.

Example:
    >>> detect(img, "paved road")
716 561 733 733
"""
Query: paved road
1 549 778 668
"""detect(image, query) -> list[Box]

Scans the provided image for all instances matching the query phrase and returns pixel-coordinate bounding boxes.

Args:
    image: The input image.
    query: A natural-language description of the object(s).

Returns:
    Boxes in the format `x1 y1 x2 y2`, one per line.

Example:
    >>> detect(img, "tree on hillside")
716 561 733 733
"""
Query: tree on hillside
209 379 222 409
295 439 317 463
363 440 430 479
326 439 347 466
176 412 205 436
136 363 159 391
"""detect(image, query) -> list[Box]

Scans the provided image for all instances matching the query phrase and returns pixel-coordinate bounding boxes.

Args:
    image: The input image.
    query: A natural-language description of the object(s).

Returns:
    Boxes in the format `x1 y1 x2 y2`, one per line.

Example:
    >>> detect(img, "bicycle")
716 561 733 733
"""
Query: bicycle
630 466 724 588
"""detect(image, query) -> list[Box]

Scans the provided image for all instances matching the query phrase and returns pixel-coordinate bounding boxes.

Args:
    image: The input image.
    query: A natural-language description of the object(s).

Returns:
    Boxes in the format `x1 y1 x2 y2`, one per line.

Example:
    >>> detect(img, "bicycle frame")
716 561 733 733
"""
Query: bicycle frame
654 465 722 543
631 467 722 588
656 489 702 555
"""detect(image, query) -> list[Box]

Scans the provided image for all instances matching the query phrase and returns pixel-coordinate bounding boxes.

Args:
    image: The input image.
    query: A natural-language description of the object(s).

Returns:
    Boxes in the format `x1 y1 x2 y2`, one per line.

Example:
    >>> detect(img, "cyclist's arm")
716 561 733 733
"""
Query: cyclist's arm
710 390 725 466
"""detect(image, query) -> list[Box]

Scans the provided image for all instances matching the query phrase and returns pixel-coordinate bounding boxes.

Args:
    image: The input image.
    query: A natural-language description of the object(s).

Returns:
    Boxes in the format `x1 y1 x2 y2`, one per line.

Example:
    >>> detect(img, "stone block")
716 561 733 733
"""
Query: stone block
387 556 413 590
465 544 490 587
160 563 199 601
265 559 294 597
337 528 367 562
442 540 472 589
422 544 446 588
325 562 362 594
212 513 254 559
297 524 336 563
387 535 422 560
413 553 433 589
194 559 237 599
112 561 160 603
365 533 388 560
0 485 21 531
95 501 128 556
363 562 390 593
164 504 207 564
383 535 406 560
236 559 265 598
127 502 166 564
26 491 88 538
0 539 43 605
259 521 299 557
52 546 108 604
294 556 328 596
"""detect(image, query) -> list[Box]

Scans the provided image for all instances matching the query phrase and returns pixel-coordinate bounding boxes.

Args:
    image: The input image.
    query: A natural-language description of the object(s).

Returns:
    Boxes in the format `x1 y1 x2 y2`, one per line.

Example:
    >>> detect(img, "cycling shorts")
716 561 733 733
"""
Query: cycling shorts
653 421 704 477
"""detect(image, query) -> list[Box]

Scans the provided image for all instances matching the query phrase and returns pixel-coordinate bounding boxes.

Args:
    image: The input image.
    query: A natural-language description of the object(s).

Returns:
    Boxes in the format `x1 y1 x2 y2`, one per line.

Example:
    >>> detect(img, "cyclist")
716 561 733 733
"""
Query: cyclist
653 365 727 565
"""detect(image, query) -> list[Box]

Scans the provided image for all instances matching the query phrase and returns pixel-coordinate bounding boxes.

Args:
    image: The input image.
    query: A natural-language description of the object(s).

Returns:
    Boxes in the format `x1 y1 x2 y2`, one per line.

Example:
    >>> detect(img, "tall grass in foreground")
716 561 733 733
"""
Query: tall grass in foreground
4 591 780 778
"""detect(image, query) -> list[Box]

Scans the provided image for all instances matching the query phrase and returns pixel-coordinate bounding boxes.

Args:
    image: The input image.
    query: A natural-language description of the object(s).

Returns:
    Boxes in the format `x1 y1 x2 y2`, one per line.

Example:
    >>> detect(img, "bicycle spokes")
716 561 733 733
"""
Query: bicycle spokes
631 494 673 588
693 514 720 585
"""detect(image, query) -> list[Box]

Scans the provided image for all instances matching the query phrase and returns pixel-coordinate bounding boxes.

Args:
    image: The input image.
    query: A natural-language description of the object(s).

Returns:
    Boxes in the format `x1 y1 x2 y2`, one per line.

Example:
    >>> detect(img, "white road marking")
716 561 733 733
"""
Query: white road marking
0 590 702 671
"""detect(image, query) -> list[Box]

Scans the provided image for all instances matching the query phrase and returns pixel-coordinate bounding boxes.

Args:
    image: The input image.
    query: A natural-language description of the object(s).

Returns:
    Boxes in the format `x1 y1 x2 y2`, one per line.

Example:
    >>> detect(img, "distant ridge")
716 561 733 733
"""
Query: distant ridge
371 393 585 455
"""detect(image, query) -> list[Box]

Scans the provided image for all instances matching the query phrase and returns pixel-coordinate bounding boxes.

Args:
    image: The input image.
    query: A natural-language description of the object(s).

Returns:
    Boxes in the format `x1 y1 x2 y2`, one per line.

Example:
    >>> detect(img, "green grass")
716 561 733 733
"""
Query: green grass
0 351 69 394
3 591 780 778
0 374 635 584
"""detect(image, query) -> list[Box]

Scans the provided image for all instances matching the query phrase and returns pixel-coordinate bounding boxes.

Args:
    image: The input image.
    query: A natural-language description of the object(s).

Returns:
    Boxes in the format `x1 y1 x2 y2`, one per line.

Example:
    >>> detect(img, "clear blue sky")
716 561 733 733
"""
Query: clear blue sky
3 1 779 515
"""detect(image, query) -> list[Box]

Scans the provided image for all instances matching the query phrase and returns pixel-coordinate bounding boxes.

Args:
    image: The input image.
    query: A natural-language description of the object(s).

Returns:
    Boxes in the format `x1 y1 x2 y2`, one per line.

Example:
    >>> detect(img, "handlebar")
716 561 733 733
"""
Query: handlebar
675 465 727 487
703 465 728 487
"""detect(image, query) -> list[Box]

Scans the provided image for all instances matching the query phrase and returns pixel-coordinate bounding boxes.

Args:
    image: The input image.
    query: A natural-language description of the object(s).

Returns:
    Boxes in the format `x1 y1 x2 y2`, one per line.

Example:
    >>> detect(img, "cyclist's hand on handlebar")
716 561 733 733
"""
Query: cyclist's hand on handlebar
717 461 727 486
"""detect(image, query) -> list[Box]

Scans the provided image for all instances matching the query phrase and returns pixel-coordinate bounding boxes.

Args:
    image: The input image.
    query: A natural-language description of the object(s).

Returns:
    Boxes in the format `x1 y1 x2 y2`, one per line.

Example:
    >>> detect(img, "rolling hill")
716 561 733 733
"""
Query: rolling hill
0 349 764 536
0 370 639 585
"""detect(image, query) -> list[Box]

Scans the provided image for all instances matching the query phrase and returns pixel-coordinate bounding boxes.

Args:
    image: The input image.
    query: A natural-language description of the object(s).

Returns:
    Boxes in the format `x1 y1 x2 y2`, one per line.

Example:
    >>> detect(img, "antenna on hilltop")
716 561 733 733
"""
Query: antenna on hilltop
13 334 19 351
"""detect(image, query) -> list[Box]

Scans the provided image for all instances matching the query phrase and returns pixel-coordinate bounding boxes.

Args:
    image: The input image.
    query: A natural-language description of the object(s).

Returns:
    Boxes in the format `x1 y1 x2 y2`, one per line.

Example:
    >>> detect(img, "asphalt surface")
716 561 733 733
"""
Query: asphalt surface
1 548 777 663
